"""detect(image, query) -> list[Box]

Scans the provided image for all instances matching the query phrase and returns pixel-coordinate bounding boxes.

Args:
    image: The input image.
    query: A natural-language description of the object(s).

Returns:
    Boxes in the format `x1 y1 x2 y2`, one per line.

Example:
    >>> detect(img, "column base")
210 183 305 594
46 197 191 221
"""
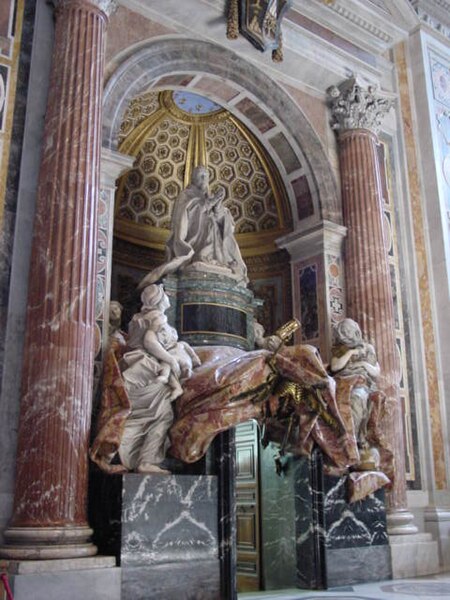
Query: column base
387 508 419 535
390 533 440 578
424 507 450 570
0 556 120 600
0 526 97 559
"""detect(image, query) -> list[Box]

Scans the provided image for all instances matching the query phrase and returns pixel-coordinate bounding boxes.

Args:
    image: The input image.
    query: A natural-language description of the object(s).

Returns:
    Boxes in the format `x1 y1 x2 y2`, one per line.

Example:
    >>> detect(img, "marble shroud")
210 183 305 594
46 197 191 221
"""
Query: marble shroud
169 345 358 467
91 343 390 500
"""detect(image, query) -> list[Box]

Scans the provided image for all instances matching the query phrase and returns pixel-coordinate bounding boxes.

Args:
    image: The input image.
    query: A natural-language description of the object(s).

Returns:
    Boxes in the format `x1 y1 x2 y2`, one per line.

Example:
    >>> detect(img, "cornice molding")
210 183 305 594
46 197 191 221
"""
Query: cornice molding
410 0 450 40
290 0 418 55
329 4 392 44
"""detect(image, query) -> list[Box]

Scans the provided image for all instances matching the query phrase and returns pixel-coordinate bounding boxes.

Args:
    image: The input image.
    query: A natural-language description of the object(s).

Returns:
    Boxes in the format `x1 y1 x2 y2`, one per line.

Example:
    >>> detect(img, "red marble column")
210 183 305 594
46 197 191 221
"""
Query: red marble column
328 79 417 533
0 0 115 559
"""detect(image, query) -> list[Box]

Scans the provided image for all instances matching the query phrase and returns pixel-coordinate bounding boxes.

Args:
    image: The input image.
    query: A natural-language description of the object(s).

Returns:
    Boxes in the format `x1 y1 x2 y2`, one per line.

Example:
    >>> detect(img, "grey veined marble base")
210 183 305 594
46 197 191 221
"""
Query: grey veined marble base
121 474 220 600
295 453 392 589
122 561 220 600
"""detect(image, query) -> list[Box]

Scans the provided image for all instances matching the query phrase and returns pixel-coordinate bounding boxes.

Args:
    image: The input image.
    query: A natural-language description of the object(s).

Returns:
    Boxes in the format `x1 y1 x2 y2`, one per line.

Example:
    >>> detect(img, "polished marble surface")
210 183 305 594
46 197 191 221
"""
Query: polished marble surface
239 572 450 599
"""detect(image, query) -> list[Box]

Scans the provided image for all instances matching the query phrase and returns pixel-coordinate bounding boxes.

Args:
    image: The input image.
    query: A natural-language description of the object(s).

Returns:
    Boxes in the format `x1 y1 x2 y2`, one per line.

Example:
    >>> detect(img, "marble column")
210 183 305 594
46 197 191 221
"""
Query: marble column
0 0 116 559
327 78 416 534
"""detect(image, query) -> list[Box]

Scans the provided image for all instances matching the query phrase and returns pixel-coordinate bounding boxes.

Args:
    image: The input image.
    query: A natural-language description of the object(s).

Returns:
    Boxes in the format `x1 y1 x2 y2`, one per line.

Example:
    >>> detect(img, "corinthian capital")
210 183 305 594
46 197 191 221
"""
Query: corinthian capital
327 78 394 134
52 0 117 18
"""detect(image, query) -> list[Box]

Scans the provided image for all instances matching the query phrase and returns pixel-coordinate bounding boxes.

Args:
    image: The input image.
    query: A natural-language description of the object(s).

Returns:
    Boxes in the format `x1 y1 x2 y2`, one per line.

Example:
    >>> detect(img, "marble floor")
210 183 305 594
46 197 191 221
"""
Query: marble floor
239 572 450 600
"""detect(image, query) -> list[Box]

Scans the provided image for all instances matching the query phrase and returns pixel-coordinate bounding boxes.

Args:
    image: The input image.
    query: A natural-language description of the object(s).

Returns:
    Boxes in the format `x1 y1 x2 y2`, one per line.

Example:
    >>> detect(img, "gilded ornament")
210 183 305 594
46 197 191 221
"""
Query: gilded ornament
227 0 240 39
227 0 292 63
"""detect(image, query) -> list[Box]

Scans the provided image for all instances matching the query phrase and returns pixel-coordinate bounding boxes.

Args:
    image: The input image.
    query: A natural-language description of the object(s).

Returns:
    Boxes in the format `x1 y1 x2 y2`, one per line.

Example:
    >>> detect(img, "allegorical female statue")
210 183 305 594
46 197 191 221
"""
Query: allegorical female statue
140 166 248 287
330 318 383 470
90 285 200 474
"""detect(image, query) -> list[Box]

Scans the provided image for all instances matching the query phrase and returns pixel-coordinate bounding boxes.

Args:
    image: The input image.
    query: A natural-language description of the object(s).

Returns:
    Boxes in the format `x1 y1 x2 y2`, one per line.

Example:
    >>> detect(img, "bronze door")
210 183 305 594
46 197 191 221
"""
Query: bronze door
235 421 261 592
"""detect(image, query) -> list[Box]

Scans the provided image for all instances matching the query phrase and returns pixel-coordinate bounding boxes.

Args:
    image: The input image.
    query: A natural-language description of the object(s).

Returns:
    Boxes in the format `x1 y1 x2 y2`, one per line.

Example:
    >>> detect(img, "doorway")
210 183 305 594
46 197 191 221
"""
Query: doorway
236 421 298 593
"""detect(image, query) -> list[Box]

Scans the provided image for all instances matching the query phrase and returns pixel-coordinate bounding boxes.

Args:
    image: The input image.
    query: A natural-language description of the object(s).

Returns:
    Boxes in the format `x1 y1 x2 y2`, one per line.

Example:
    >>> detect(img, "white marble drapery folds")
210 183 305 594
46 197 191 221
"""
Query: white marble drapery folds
140 166 248 288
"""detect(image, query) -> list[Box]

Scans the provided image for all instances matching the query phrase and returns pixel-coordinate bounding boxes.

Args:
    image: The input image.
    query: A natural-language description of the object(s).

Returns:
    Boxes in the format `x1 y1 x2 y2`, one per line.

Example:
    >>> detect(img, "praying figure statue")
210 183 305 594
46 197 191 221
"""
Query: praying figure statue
140 165 248 288
330 318 381 470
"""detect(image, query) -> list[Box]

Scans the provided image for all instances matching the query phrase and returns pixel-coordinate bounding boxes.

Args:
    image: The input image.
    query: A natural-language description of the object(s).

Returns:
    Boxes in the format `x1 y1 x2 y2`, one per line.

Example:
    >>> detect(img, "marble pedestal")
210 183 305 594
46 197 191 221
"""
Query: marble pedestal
163 272 258 350
389 533 439 578
90 472 221 600
295 452 391 589
122 474 220 600
0 557 120 600
425 507 450 571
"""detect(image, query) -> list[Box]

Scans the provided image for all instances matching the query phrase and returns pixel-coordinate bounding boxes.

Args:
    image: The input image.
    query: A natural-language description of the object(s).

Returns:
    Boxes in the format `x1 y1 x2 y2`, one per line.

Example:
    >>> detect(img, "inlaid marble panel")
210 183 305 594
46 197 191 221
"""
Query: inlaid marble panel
326 254 345 325
431 59 450 108
235 97 276 133
269 132 301 174
294 455 390 589
195 76 240 103
324 475 389 549
395 43 444 489
121 474 221 600
121 474 218 565
292 175 314 219
378 136 418 485
298 263 319 341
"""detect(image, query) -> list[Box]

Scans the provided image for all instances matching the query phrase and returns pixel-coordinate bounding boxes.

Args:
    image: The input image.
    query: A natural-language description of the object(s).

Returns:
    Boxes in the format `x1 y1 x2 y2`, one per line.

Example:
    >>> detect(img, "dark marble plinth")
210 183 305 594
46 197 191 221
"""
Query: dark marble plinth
163 272 257 350
121 561 220 600
295 449 326 590
326 545 391 587
295 453 391 589
120 474 220 598
323 472 391 587
88 472 222 599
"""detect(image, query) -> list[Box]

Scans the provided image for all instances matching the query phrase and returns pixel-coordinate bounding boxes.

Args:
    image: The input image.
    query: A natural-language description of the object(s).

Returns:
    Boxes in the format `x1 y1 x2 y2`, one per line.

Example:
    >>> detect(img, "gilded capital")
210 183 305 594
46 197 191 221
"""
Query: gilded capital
327 78 394 134
52 0 117 18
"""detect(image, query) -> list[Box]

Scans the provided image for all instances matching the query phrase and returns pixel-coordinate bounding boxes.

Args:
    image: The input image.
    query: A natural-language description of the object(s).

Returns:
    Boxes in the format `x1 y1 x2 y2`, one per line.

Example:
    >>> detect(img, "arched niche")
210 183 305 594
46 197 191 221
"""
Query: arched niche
102 36 340 227
96 35 346 597
100 35 346 358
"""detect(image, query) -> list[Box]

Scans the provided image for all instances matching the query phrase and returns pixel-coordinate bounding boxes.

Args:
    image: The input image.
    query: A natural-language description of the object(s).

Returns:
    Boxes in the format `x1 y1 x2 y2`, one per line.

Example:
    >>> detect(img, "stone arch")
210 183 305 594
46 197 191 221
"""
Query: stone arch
102 36 341 225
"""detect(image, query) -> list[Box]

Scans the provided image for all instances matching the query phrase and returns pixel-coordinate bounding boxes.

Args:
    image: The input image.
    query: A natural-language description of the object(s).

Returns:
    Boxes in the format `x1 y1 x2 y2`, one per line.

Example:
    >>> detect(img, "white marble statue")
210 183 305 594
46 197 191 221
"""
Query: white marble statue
330 318 380 463
253 318 282 352
119 284 201 474
140 165 248 288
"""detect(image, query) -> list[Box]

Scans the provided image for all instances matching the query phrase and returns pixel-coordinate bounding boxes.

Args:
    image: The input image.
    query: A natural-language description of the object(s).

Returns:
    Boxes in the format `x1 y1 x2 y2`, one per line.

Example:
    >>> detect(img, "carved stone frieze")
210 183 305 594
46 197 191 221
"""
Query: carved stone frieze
327 78 394 134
